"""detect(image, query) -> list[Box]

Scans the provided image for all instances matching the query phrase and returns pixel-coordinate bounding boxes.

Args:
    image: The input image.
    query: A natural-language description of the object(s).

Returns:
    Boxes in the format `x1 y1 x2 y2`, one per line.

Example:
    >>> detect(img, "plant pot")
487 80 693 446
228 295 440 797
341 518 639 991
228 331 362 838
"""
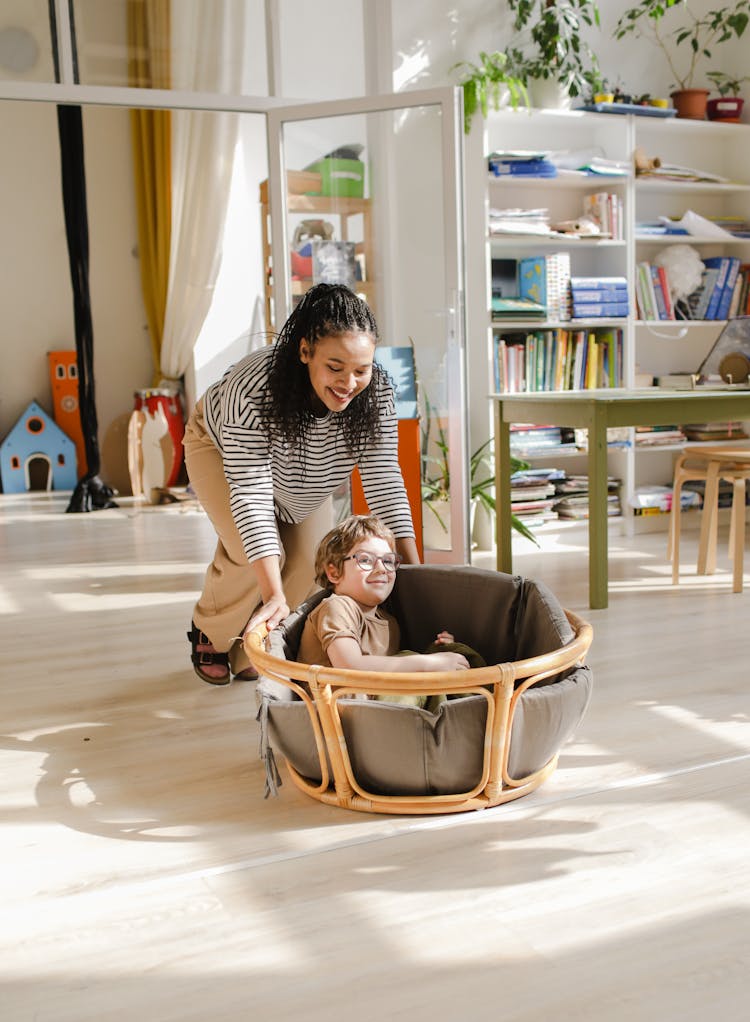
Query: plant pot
422 497 451 551
528 77 571 110
594 92 614 104
670 88 709 120
471 496 495 551
707 96 744 122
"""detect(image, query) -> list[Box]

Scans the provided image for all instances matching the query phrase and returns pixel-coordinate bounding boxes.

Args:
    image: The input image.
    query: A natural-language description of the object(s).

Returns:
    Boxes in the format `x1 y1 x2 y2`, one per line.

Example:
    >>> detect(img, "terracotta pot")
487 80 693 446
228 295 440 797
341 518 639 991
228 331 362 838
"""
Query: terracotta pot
670 88 709 120
707 96 744 122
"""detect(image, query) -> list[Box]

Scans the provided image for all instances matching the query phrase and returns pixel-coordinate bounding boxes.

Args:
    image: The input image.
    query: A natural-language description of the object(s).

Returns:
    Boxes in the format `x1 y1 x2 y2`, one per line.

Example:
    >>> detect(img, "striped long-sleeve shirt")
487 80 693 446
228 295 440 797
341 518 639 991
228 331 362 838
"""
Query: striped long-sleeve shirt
203 345 415 564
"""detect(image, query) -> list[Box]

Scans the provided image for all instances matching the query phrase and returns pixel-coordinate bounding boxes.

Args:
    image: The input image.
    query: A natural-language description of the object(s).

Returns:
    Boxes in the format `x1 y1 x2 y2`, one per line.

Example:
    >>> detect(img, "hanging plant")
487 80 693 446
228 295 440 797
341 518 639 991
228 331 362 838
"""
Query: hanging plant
452 50 529 133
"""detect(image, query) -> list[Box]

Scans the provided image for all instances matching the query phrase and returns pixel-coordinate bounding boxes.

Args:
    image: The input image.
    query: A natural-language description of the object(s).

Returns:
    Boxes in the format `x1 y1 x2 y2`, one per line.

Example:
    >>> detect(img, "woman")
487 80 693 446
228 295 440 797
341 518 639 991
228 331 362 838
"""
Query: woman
183 283 420 684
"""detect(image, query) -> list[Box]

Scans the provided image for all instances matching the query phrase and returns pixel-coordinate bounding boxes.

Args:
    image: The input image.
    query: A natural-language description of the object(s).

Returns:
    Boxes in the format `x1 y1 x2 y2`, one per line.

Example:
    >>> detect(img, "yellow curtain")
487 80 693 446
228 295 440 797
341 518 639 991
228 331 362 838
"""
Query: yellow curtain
127 0 171 381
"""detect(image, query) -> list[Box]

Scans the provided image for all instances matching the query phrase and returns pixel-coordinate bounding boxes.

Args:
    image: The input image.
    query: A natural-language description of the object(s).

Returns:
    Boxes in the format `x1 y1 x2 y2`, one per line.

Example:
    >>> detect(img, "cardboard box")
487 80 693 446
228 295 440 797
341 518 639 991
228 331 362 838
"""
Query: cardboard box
304 157 365 198
258 169 322 204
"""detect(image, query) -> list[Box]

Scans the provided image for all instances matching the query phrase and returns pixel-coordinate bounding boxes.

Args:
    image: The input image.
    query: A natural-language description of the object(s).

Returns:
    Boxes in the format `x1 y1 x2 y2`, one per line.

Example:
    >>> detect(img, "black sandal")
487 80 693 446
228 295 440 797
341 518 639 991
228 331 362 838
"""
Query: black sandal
187 622 230 685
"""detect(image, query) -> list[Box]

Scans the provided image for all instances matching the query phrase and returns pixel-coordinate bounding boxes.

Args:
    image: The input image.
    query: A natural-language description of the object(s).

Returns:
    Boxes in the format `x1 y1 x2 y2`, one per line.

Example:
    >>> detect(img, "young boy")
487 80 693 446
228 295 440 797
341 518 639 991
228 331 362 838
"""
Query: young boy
297 515 484 705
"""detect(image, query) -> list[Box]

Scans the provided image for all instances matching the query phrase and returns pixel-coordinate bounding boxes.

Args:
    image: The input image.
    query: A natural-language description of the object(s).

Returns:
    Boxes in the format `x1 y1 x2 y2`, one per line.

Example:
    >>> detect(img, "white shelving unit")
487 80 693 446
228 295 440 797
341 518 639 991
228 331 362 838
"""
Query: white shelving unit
465 107 750 536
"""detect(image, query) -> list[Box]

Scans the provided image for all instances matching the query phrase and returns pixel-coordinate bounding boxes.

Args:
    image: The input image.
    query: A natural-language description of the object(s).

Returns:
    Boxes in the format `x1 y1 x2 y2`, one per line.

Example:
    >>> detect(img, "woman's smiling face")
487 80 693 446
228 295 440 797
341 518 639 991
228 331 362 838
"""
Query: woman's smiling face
300 332 375 414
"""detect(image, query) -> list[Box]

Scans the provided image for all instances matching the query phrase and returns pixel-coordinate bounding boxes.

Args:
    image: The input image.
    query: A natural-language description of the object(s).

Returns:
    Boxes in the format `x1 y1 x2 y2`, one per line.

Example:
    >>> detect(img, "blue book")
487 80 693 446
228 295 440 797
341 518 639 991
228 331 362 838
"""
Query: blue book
703 257 730 319
717 257 742 319
692 267 721 320
375 346 418 418
570 276 628 289
571 286 628 302
518 256 547 307
572 302 629 318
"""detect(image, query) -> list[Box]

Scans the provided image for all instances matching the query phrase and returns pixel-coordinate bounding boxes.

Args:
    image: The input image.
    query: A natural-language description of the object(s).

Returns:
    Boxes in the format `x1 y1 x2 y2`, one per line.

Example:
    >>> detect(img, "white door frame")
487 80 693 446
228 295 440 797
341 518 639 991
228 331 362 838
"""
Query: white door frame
266 87 469 562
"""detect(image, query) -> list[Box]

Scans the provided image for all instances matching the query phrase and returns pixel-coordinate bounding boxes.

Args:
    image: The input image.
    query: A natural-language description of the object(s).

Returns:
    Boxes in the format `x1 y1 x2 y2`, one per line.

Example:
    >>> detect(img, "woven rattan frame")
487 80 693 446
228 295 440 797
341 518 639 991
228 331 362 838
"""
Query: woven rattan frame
245 609 592 815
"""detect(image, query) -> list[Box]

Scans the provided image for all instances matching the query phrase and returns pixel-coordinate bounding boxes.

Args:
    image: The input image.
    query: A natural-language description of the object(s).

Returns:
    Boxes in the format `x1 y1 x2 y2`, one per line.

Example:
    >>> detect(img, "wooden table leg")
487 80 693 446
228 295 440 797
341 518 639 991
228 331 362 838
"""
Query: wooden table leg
731 476 746 593
588 402 609 610
495 401 513 575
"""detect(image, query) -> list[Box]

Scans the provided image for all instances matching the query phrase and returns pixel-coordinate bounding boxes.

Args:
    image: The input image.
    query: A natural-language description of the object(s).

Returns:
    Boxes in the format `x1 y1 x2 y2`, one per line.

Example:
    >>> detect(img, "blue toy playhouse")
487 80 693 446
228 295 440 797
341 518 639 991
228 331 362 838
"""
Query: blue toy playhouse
0 400 78 494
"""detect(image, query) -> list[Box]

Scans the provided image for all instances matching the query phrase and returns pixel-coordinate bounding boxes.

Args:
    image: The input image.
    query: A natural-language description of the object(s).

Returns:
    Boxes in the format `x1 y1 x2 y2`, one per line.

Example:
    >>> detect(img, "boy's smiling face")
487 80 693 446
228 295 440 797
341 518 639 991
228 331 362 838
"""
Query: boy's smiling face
326 536 397 608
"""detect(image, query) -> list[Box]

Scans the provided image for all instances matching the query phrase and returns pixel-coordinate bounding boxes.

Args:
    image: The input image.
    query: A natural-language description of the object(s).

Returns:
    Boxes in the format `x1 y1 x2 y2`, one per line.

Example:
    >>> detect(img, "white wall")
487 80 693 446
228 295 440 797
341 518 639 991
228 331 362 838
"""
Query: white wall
0 99 151 493
392 0 750 101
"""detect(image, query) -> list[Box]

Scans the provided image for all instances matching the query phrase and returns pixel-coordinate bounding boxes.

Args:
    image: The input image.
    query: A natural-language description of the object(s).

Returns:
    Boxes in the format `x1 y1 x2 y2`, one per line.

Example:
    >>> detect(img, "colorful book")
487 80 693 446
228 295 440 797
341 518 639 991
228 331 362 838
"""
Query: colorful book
655 265 674 319
649 266 668 319
545 252 572 321
518 256 547 307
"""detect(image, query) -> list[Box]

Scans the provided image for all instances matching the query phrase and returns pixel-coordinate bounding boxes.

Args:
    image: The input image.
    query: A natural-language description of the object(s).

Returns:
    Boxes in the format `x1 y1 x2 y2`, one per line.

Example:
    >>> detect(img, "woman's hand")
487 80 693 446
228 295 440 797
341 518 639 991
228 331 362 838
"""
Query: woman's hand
246 555 289 632
245 594 290 634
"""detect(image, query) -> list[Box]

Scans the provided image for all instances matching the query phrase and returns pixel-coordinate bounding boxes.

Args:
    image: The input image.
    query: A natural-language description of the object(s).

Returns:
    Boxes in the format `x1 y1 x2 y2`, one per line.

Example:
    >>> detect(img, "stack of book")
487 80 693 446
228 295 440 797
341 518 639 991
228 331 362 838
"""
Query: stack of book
510 476 558 524
509 424 577 455
518 253 571 321
488 207 551 237
634 425 686 446
682 478 750 509
634 262 675 320
570 276 629 319
491 295 547 320
552 475 621 520
488 152 558 178
681 421 748 441
630 485 701 516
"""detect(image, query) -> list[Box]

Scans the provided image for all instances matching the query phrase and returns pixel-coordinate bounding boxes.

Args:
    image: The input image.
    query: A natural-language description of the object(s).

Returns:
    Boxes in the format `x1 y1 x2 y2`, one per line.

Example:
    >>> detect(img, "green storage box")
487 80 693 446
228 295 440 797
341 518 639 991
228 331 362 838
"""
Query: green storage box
304 157 365 198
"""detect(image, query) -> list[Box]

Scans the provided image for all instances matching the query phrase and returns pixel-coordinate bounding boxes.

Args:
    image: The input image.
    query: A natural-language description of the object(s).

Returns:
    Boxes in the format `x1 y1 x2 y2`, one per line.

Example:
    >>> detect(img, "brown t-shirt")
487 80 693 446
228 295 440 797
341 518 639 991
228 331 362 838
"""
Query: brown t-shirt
297 593 400 667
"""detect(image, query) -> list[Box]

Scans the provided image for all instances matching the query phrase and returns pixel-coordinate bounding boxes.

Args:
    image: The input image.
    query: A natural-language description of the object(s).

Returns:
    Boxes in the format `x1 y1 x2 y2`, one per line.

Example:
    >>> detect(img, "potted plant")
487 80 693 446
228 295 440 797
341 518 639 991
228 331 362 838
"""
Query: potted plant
706 70 750 120
585 70 614 104
614 0 750 119
421 408 539 548
452 50 529 134
505 0 602 109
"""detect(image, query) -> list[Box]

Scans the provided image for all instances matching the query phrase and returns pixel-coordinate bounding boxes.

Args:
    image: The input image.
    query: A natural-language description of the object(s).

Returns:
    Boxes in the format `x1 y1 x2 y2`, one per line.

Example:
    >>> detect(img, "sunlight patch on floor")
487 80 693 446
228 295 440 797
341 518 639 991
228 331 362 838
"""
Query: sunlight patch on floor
48 591 199 612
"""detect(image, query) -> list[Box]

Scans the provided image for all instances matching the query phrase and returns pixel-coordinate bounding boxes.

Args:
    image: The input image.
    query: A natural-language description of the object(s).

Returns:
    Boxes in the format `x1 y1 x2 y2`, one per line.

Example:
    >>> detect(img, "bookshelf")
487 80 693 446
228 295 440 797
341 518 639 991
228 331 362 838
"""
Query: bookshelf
465 108 750 537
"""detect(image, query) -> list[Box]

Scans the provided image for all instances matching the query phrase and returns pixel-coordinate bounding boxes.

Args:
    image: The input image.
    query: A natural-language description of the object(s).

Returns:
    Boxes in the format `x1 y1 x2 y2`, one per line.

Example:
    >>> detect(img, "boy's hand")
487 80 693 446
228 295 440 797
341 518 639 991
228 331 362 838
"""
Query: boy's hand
433 630 455 645
424 651 469 671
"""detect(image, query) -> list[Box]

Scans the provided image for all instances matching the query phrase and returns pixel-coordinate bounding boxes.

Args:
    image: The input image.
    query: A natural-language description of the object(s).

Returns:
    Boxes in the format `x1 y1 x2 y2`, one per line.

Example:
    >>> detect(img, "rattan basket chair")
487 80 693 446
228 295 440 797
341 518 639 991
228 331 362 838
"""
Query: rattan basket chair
245 565 593 816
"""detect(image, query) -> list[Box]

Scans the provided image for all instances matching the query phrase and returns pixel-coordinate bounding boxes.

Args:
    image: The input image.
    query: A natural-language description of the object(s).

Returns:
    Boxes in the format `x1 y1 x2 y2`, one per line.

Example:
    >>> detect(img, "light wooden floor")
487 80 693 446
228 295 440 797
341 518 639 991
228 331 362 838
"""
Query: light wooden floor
2 492 749 1022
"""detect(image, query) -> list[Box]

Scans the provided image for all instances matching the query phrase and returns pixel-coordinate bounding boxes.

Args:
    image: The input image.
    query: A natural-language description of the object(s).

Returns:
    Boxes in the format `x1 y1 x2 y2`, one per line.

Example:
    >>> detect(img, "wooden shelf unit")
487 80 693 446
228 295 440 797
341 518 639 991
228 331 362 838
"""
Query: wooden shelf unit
465 108 750 536
259 176 375 333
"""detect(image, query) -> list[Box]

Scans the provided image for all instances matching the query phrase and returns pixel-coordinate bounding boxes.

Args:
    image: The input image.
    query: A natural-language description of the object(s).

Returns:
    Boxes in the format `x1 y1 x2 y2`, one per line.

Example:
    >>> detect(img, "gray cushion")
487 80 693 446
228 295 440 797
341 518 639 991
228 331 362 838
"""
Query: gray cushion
257 565 592 796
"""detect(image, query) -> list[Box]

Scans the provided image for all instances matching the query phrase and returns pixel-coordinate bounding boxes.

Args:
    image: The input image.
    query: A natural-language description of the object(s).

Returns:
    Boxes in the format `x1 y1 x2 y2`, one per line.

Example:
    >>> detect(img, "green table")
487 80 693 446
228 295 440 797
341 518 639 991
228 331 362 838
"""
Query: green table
491 388 750 609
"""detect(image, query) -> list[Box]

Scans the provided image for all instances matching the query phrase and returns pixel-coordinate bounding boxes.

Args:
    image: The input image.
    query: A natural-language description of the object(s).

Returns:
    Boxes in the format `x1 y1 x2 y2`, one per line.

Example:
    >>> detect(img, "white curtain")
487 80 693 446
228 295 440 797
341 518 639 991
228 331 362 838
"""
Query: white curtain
159 1 248 382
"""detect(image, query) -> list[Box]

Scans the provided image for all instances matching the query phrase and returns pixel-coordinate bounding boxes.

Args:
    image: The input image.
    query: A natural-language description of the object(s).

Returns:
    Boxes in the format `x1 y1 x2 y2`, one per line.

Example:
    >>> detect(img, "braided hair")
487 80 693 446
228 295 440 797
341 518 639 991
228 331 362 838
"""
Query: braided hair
262 283 387 457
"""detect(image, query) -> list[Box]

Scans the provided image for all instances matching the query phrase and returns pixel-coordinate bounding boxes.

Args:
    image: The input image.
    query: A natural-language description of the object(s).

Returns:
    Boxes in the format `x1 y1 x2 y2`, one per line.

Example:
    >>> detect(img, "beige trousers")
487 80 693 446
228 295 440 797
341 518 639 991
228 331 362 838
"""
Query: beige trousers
183 400 333 673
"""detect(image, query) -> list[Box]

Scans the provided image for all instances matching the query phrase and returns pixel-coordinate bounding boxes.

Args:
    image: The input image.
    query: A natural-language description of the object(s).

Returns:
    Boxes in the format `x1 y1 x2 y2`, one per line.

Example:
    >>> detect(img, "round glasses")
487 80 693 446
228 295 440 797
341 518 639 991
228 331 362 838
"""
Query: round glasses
343 551 402 573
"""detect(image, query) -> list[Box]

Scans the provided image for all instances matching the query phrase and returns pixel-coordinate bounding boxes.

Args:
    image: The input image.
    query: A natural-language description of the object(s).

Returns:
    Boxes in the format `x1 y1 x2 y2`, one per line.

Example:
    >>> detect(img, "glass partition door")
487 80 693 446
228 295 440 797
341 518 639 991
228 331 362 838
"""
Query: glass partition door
266 88 468 563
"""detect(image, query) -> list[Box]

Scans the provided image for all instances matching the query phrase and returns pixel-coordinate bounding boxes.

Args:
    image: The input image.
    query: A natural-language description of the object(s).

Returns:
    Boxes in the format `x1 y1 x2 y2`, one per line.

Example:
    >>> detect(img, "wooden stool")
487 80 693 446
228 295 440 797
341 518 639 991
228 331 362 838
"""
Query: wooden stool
668 446 750 592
